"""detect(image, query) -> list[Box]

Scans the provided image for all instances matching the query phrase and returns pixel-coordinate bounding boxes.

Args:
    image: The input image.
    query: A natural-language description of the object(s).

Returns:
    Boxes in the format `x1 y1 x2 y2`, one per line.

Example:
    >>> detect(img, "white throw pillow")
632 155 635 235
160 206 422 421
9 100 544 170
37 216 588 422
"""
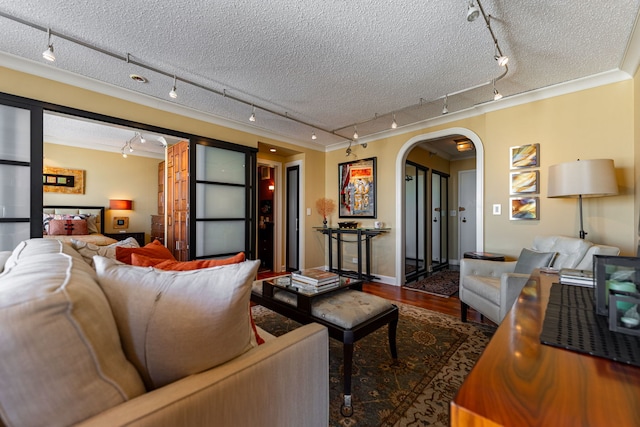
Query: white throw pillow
0 239 146 427
71 237 140 267
94 256 261 389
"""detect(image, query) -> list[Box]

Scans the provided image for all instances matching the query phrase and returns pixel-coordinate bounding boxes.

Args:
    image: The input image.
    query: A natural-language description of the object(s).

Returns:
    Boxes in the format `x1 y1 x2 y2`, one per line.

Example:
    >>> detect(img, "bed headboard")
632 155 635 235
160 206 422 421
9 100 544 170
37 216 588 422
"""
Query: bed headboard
43 206 106 234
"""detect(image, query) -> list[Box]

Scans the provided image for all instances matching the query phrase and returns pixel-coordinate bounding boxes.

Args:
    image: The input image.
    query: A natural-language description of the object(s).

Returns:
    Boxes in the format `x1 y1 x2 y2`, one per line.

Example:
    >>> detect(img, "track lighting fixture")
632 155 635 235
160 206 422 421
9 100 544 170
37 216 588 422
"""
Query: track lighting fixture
169 75 178 99
346 141 352 157
493 80 503 101
466 1 480 22
353 126 358 140
42 28 55 62
311 131 317 140
249 106 256 122
442 96 449 115
391 114 398 129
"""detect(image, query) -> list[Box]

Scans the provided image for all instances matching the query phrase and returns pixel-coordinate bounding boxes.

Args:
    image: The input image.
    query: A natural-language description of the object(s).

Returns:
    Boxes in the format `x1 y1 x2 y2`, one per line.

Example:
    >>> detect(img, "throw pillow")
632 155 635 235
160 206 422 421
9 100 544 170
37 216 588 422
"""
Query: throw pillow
43 213 99 234
513 248 557 274
94 256 261 389
71 237 140 267
48 219 88 235
115 239 175 264
130 252 245 270
130 252 264 345
0 239 145 427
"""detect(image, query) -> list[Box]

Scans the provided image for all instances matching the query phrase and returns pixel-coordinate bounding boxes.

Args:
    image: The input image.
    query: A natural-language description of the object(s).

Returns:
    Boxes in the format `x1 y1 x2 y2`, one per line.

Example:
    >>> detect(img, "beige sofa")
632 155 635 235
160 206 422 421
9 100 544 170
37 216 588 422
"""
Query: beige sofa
459 235 620 324
0 239 329 427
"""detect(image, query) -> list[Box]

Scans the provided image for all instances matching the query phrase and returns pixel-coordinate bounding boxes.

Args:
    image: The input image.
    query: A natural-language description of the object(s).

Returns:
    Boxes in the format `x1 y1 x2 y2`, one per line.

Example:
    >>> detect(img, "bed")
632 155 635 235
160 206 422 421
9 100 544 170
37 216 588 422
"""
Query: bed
43 205 118 246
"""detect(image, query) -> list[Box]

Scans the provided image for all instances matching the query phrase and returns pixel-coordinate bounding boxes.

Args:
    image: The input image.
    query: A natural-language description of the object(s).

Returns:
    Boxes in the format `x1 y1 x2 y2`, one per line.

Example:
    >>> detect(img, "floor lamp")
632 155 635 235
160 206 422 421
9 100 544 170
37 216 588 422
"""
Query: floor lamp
547 159 618 239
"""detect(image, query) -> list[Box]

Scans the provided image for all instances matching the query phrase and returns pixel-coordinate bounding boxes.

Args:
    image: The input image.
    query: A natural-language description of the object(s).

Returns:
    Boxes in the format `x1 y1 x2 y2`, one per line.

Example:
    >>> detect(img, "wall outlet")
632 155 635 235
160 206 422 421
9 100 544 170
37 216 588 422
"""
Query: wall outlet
352 257 358 263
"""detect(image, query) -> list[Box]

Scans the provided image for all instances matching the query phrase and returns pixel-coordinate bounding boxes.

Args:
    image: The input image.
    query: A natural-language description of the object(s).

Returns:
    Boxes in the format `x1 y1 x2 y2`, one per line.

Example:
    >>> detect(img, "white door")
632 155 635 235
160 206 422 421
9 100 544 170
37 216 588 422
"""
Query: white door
458 170 477 258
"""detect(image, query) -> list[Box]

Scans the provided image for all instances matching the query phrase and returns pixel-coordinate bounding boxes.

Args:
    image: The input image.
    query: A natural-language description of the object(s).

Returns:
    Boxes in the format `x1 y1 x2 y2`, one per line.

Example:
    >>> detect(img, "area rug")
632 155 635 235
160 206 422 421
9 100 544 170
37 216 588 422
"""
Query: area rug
403 270 460 298
251 301 495 427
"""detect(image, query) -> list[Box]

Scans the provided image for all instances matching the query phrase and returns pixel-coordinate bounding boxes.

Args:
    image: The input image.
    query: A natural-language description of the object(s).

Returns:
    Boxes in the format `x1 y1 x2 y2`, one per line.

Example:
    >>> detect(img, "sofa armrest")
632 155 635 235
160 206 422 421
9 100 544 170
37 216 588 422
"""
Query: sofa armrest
498 273 531 321
460 258 517 281
77 323 329 427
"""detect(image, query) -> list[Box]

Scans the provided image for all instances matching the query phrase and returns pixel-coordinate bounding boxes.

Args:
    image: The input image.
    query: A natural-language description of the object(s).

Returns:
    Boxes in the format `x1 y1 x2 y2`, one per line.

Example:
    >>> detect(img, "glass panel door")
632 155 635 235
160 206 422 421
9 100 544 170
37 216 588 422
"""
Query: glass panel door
431 171 449 272
405 161 428 283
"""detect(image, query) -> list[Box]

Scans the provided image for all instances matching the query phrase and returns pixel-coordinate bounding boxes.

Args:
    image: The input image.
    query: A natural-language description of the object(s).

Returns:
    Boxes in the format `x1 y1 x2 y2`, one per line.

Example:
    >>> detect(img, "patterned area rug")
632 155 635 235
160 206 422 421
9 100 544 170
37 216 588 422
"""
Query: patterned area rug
403 270 460 298
252 302 495 427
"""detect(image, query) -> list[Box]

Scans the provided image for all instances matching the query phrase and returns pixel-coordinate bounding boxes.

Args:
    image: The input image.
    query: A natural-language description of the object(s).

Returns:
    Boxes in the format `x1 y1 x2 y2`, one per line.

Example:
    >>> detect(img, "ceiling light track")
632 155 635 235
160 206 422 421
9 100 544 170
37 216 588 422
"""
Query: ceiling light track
0 11 342 141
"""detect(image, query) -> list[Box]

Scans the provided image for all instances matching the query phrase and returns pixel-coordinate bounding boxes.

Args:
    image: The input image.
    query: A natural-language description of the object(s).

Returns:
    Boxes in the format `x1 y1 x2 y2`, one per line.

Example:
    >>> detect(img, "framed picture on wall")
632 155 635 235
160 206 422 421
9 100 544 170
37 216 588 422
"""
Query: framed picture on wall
510 170 539 194
510 144 539 169
338 157 376 218
510 197 539 220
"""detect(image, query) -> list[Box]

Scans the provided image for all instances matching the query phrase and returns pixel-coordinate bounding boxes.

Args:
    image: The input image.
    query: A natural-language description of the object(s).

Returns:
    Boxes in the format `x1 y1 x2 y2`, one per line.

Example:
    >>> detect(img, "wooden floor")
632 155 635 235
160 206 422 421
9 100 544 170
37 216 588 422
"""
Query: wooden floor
257 270 495 327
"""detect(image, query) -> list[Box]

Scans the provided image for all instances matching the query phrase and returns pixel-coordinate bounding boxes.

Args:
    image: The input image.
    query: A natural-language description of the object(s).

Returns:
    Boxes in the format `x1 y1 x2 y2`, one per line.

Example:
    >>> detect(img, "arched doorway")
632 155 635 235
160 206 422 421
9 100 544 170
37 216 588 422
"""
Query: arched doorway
394 128 485 286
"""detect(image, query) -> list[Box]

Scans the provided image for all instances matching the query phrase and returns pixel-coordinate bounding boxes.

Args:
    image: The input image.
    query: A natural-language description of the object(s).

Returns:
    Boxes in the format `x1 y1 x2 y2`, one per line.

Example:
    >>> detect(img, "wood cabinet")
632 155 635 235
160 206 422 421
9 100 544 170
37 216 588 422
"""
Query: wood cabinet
166 141 189 261
158 161 165 215
150 214 164 244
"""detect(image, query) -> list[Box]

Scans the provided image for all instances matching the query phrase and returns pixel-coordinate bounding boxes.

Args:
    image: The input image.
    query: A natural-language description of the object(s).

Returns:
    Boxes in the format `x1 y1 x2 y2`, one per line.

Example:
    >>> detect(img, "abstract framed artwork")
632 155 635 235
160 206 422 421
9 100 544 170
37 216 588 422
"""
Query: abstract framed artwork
43 166 85 194
510 170 539 194
510 144 539 169
338 157 376 218
510 197 539 220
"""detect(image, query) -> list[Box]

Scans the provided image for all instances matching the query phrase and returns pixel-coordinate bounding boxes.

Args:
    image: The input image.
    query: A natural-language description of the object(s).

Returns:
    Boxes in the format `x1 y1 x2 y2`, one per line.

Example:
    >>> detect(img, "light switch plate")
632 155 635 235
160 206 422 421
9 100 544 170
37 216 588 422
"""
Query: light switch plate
306 208 311 216
493 204 502 215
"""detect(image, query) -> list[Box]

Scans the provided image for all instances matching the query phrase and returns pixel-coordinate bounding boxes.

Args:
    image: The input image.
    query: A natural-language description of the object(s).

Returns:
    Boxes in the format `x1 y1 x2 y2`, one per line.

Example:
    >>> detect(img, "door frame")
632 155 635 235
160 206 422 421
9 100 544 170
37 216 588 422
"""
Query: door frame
395 127 484 286
285 160 304 271
257 158 283 272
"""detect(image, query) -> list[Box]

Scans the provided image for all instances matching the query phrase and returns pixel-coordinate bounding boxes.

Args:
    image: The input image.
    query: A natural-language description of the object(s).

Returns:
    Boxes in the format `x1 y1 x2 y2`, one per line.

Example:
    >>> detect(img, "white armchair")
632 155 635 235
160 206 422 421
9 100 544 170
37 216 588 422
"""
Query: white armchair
459 235 620 325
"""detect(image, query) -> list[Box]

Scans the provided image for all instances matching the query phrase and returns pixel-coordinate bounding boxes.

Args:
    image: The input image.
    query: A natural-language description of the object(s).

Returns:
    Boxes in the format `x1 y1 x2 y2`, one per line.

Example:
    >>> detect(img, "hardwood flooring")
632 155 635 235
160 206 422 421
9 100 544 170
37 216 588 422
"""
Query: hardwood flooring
256 271 495 327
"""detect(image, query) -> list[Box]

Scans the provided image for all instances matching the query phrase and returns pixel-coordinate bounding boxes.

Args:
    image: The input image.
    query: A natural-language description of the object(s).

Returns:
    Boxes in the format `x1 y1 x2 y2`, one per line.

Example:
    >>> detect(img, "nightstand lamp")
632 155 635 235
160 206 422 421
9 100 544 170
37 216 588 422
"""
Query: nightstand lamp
109 199 133 230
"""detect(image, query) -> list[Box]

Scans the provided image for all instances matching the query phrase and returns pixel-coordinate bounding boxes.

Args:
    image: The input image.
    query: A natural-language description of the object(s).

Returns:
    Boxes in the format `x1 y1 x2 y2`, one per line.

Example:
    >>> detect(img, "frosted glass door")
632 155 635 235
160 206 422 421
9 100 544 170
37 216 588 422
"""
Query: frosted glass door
0 103 32 250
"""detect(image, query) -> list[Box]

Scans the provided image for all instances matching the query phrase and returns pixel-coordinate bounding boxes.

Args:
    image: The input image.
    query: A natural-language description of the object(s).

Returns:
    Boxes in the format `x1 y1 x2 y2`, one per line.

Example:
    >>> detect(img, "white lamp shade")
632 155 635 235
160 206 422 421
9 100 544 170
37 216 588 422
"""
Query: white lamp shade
548 159 618 198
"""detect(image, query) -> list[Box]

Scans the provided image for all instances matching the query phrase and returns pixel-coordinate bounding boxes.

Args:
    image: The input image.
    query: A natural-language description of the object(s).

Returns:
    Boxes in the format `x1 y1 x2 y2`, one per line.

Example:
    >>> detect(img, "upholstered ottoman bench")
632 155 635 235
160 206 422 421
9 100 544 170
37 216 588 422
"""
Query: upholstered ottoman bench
252 282 398 417
310 290 399 416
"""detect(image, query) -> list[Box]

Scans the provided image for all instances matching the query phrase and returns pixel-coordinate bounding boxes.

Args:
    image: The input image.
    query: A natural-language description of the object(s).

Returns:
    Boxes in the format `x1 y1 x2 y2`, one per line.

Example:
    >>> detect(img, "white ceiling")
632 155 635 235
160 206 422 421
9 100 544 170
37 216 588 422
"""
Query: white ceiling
2 1 640 151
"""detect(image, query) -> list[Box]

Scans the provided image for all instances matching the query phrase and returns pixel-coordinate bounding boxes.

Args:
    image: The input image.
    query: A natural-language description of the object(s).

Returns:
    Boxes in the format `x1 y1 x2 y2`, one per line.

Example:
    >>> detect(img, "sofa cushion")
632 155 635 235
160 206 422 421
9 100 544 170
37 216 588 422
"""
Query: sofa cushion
71 236 140 267
94 256 261 389
130 251 245 270
0 239 145 427
532 235 592 269
115 239 176 264
513 248 556 274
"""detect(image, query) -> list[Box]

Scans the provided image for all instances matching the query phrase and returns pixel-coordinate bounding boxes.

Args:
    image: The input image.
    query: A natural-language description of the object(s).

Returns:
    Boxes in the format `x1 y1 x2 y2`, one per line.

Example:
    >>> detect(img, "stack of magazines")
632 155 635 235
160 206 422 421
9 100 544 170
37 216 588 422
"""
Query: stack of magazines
559 268 594 287
291 269 340 290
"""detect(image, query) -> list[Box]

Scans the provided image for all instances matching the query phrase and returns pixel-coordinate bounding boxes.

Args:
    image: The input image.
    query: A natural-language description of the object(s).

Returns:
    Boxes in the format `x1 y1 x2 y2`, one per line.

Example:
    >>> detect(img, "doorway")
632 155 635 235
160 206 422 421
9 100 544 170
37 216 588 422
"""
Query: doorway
404 161 428 282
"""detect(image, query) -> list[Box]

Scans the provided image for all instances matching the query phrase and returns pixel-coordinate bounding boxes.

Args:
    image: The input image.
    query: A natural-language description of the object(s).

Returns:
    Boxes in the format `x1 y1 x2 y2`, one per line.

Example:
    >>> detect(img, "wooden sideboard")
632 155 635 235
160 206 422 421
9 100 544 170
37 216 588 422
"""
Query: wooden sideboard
451 270 640 426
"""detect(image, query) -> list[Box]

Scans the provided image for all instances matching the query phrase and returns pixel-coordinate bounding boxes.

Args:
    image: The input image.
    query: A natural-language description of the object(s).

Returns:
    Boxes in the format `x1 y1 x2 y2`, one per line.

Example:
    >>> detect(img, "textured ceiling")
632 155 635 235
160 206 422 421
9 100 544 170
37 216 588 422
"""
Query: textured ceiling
1 0 640 150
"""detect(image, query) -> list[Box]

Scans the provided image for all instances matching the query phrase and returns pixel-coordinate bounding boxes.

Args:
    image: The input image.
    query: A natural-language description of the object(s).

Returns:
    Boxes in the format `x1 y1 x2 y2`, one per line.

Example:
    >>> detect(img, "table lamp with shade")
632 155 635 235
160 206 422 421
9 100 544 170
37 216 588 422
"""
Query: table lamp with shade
547 159 618 239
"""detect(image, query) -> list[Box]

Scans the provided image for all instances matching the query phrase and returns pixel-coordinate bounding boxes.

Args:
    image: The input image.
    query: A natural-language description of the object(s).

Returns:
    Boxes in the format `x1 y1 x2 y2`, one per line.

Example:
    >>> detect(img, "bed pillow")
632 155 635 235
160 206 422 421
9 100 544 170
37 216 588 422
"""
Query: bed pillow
94 256 261 389
48 219 88 236
115 239 175 264
43 213 98 234
513 248 557 274
130 252 245 270
71 237 140 267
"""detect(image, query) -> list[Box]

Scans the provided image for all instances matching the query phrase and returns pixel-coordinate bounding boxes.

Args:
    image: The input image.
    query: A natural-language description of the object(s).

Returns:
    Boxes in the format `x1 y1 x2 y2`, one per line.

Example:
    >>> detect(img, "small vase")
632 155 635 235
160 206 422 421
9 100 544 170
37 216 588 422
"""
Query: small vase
323 218 327 228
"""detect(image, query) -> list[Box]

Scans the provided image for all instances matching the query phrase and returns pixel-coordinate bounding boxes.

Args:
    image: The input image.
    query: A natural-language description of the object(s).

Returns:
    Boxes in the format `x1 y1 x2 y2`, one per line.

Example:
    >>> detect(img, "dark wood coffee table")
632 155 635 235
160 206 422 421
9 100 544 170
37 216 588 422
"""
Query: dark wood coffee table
251 276 398 416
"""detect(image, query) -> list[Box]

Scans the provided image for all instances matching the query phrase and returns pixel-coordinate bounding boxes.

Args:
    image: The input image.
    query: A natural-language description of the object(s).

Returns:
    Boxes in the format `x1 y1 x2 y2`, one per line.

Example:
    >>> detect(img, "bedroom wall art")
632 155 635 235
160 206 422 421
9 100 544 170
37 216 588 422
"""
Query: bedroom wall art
43 166 85 194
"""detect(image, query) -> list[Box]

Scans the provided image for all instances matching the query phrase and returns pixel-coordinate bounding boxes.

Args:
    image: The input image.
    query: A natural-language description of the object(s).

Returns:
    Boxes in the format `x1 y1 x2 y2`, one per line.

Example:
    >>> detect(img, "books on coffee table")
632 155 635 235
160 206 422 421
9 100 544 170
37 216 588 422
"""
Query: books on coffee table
292 269 340 287
559 268 594 287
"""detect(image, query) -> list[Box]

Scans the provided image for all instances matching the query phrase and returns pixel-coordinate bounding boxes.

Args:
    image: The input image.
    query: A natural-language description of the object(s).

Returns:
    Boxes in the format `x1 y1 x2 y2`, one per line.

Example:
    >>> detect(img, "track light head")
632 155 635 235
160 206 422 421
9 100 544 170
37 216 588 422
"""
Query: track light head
311 132 317 140
353 127 358 140
467 2 480 21
362 142 368 149
495 55 509 67
169 75 178 98
493 88 503 101
249 106 256 122
42 29 55 62
391 114 398 129
442 96 449 115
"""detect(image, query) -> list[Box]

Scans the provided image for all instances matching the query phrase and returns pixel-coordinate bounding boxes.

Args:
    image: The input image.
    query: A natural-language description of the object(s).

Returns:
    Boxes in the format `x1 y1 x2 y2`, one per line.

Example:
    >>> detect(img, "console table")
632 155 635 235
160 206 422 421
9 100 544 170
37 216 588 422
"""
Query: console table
450 270 640 426
314 227 389 281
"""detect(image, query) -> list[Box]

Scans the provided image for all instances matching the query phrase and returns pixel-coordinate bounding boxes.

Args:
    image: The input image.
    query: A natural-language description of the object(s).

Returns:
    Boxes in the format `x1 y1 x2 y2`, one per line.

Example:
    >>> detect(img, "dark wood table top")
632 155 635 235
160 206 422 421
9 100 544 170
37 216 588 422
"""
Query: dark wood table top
450 270 640 426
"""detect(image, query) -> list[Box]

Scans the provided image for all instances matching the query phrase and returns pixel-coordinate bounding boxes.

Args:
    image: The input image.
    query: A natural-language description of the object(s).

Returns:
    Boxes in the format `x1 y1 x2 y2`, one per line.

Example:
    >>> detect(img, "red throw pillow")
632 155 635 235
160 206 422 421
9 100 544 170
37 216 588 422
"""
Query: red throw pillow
47 219 88 236
130 252 246 270
130 251 263 345
115 240 176 265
